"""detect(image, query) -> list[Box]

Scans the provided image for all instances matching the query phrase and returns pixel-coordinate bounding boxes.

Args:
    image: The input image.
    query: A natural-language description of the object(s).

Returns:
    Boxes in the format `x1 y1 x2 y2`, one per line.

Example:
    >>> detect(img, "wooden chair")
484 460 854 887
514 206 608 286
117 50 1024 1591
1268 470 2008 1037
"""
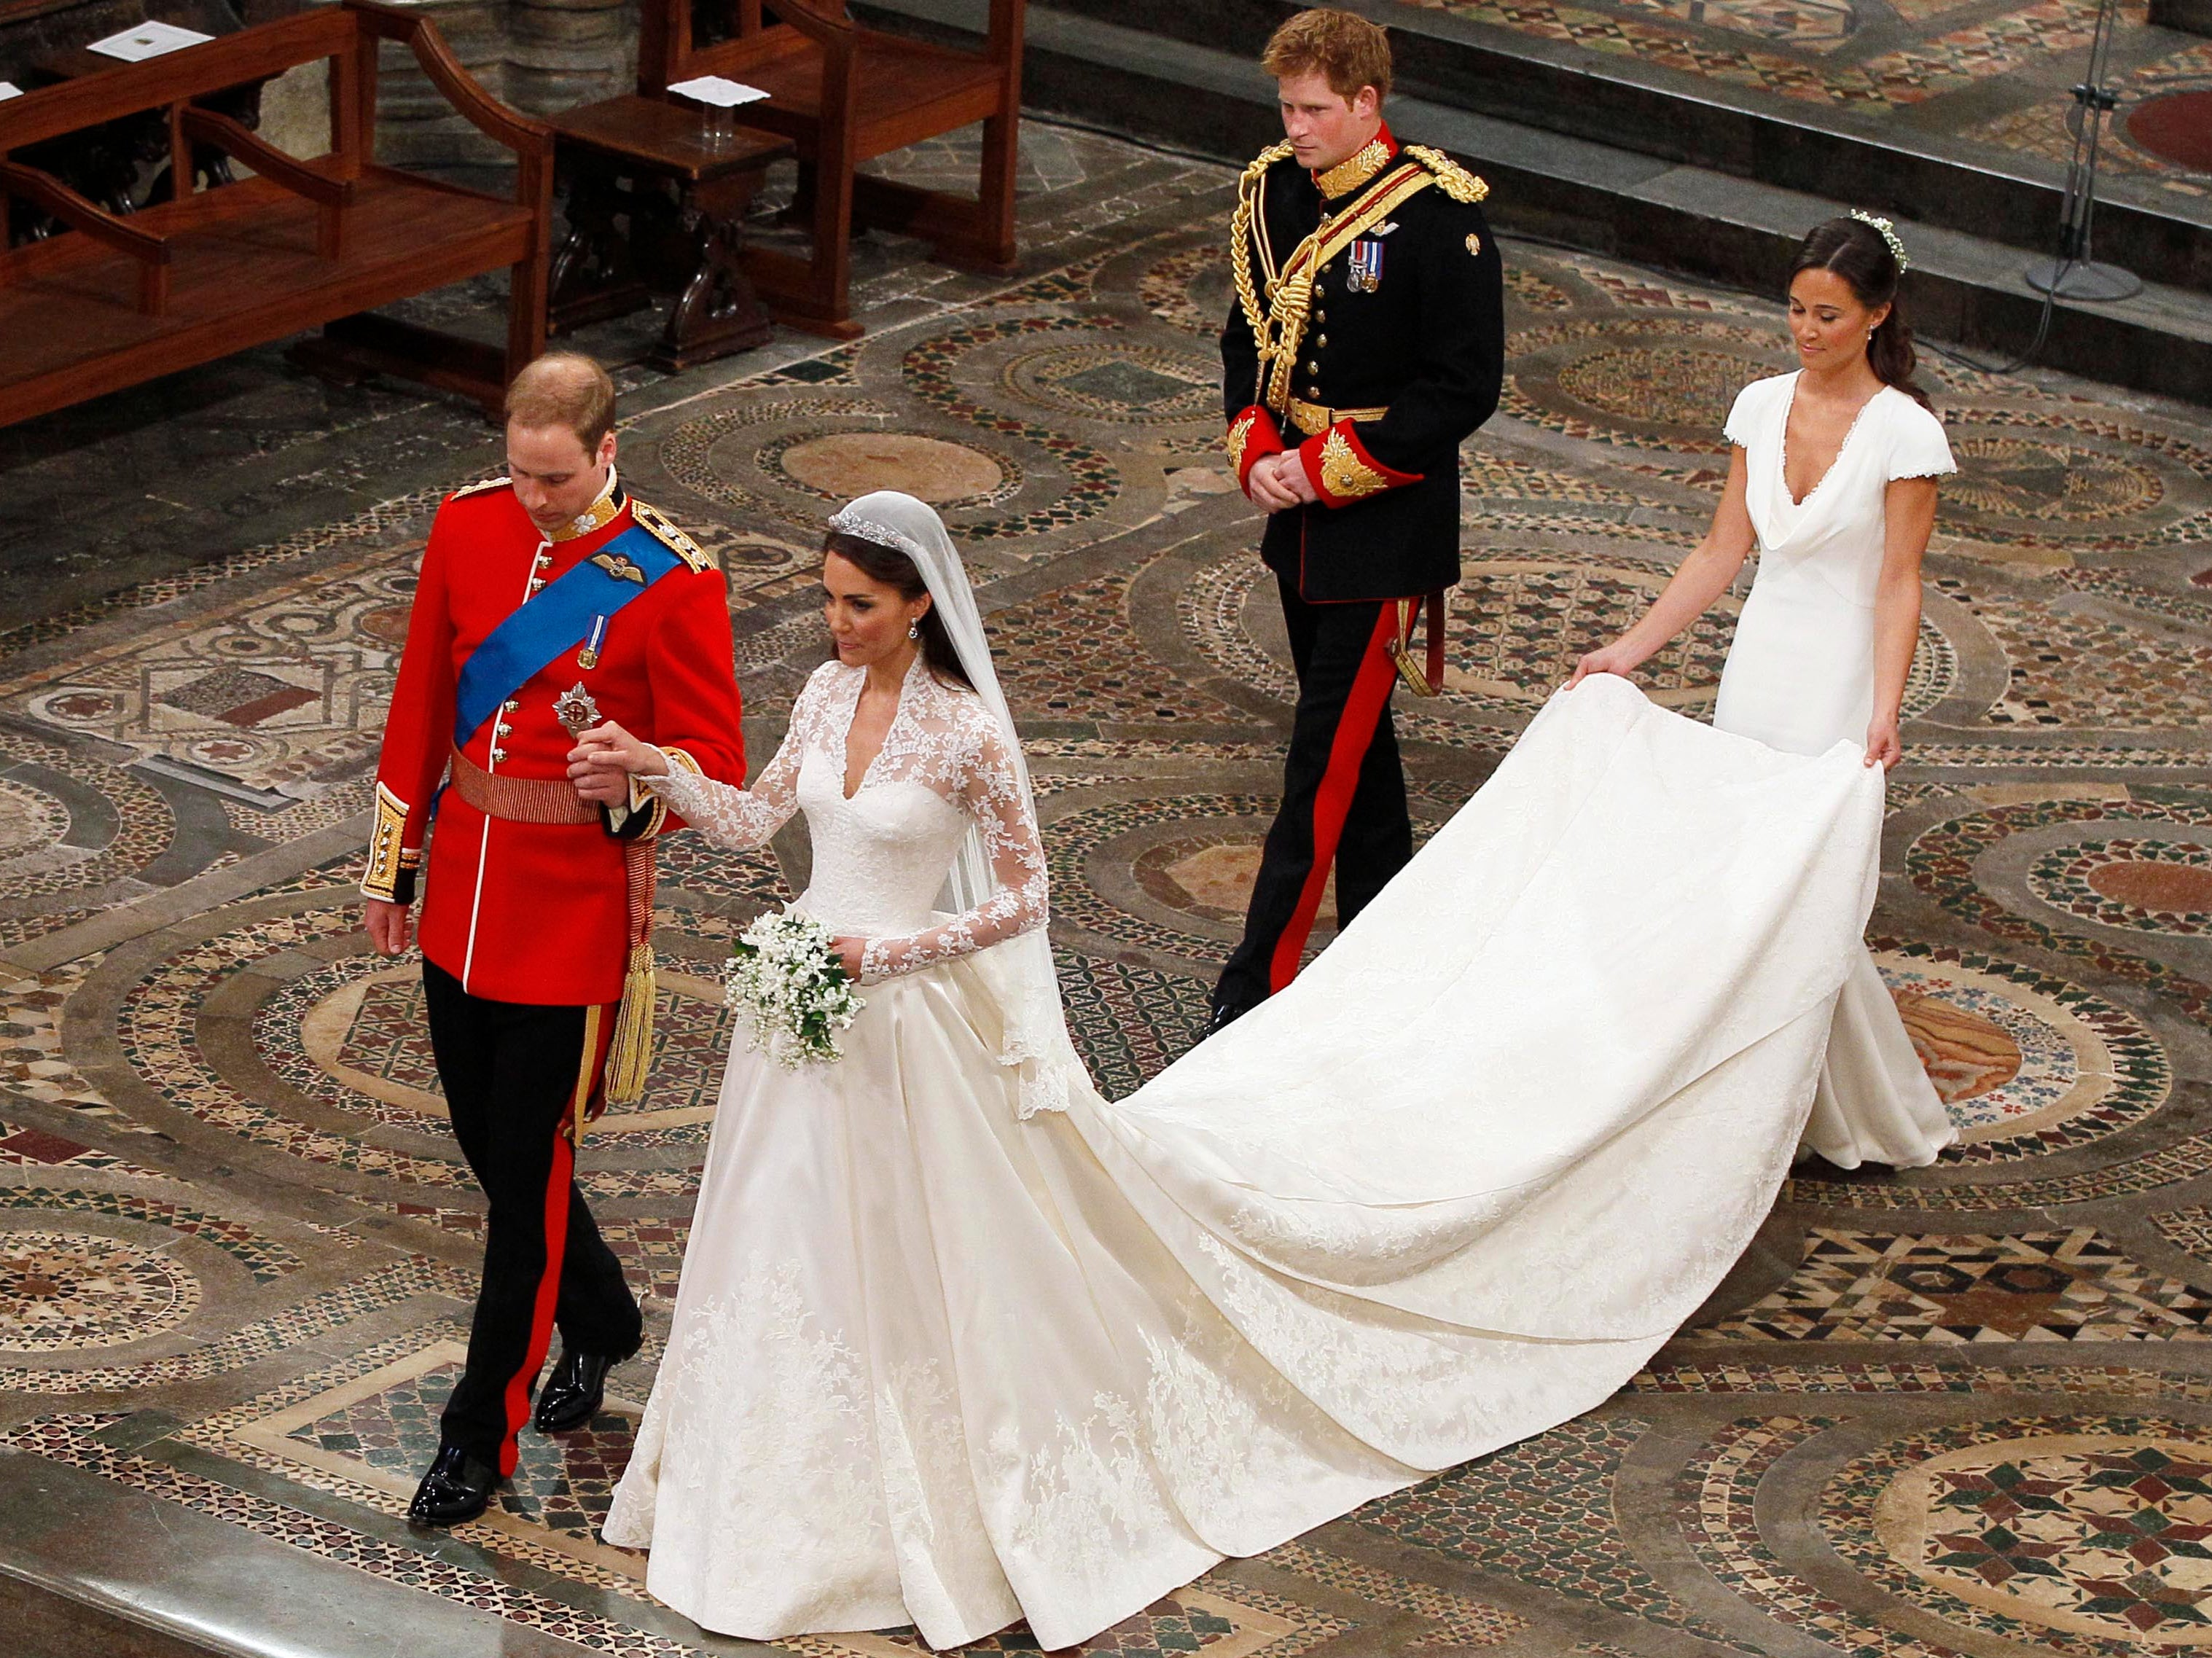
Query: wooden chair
641 0 1024 338
0 0 552 426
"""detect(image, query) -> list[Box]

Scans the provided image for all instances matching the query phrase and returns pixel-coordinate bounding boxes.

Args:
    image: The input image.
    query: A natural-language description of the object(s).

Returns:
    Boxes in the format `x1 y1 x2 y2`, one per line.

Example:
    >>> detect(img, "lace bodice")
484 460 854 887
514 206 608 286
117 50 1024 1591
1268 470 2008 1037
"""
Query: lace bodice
650 659 1047 982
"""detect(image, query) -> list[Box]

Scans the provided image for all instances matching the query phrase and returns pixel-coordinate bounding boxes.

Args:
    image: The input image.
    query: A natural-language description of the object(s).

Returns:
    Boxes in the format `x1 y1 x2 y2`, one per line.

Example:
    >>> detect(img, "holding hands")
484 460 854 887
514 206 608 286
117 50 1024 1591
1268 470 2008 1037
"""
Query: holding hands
566 720 667 803
566 721 870 978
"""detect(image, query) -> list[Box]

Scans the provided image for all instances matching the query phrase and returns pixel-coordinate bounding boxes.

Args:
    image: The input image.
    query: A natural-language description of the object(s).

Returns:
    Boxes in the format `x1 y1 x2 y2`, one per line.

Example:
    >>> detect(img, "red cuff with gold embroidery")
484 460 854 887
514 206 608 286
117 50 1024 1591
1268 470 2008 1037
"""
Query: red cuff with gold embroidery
1224 405 1285 493
1296 420 1423 508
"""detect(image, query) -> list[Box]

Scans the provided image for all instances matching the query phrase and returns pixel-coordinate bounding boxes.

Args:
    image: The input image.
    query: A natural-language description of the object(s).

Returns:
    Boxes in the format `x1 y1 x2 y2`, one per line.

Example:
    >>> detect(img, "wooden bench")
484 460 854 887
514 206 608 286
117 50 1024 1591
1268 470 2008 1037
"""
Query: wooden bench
0 0 553 426
641 0 1025 338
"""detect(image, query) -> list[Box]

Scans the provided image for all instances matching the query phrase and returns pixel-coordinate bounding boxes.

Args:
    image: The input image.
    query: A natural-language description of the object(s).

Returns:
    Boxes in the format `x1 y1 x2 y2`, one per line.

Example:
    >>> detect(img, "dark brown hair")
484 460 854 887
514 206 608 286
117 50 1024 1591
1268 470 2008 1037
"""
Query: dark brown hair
1788 217 1931 410
821 531 974 690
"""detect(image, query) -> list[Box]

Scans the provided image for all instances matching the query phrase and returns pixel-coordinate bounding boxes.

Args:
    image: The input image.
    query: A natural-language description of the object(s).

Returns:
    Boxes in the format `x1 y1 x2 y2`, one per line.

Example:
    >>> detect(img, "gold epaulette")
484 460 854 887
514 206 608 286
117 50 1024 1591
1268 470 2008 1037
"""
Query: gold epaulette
629 498 713 573
1240 138 1295 189
1403 145 1490 204
448 474 511 501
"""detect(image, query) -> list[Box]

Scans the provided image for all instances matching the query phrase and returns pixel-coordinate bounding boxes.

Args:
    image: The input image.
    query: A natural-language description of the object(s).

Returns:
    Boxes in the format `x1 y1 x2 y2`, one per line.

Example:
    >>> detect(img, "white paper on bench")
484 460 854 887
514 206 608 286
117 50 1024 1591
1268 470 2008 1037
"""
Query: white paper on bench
87 21 215 61
667 75 770 108
0 82 21 101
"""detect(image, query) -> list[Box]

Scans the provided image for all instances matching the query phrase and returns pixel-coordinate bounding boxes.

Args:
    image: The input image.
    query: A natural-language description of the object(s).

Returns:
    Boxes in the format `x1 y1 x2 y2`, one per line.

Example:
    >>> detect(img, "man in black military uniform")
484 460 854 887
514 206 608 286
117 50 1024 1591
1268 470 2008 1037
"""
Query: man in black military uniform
1210 7 1505 1031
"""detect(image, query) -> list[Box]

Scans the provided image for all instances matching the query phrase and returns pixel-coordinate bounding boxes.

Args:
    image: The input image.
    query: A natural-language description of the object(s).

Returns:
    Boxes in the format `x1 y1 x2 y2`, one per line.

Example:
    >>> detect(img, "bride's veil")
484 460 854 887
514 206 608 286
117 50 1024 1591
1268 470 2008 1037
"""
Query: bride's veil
826 490 1092 1117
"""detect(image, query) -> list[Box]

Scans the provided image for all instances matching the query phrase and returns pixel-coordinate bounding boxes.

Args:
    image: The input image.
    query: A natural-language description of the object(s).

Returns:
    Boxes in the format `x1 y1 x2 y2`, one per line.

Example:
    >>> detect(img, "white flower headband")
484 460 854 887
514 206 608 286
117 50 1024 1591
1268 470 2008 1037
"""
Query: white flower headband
1848 209 1910 273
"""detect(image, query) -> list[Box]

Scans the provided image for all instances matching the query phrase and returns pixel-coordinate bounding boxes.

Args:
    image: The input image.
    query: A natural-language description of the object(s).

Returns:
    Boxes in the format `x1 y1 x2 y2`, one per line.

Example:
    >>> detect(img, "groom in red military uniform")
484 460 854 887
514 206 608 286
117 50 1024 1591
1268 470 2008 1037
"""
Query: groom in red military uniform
361 352 746 1525
1211 9 1503 1032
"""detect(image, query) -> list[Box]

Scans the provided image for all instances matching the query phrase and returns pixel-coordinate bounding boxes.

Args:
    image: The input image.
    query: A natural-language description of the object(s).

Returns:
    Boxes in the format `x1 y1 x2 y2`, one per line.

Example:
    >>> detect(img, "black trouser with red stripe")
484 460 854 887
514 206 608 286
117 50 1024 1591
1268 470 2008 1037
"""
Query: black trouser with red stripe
1214 579 1412 1016
423 960 642 1476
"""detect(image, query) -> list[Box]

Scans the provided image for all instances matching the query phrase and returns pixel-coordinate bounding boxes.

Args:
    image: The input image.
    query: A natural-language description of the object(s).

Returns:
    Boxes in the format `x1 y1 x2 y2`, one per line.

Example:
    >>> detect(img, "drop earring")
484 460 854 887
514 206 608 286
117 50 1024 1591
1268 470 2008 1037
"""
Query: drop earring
908 621 920 640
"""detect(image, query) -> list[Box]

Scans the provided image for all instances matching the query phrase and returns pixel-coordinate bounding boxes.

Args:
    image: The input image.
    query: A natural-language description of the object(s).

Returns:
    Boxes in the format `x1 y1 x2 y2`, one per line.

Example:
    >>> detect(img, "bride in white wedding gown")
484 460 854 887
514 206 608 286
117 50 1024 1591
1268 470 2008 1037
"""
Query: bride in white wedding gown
573 489 1889 1649
1574 214 1958 1170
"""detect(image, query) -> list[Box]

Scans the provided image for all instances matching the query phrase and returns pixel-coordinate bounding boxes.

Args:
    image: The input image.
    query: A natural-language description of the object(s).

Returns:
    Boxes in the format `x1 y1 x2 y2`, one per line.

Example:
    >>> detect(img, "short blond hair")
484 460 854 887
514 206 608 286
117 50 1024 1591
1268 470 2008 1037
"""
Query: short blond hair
1262 8 1393 104
504 351 616 453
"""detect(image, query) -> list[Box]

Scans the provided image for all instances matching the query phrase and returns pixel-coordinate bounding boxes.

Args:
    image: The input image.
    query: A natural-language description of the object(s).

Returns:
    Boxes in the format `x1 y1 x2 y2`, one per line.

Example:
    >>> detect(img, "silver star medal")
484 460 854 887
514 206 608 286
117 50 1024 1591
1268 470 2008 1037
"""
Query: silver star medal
553 683 603 738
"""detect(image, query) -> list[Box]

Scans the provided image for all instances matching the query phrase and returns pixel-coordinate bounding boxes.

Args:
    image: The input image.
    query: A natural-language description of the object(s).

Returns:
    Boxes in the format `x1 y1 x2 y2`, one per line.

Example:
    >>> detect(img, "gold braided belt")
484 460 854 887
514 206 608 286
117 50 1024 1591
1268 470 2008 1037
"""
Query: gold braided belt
1285 399 1388 439
448 746 598 825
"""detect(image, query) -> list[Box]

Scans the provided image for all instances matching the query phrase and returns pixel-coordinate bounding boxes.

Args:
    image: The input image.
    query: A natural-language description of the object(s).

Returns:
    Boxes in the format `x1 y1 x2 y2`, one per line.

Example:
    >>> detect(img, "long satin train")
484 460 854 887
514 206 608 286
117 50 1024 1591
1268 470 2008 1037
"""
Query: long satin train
605 676 1885 1649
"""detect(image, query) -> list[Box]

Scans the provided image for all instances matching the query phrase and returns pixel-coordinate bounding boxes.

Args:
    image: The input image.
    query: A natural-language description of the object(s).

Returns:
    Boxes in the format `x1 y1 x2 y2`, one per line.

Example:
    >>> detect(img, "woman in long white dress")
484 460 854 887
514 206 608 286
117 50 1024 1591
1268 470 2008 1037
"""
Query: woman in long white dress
571 489 1893 1649
1572 214 1959 1170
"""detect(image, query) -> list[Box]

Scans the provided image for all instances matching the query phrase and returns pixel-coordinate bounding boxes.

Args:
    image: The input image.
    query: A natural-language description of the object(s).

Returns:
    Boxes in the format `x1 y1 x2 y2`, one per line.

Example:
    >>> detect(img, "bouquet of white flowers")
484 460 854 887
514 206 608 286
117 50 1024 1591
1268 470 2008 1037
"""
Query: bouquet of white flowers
723 912 865 1069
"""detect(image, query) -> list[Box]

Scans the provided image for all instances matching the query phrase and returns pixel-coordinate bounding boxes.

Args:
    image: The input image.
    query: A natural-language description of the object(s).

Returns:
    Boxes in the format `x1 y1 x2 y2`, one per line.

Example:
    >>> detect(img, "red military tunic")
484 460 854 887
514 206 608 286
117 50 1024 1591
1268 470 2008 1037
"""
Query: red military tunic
361 472 746 1006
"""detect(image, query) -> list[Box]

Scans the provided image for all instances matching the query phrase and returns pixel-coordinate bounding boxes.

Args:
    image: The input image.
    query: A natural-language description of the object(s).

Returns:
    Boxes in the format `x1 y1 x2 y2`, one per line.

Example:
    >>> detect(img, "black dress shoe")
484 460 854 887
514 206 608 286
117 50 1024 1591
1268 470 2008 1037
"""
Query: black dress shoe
1203 996 1258 1039
407 1442 500 1527
533 1348 615 1434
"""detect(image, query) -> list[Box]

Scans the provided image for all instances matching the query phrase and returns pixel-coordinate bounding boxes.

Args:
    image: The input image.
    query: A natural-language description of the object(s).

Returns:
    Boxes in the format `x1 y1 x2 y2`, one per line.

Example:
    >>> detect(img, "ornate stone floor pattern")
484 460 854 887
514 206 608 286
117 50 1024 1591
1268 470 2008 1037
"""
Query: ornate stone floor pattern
1392 0 2212 203
4 117 2212 1657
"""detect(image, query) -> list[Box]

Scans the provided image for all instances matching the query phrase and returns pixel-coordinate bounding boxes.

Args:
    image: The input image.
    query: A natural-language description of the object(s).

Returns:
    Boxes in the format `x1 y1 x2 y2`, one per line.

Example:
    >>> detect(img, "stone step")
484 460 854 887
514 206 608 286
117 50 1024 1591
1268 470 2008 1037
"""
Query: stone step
0 1443 597 1658
1031 0 2212 297
863 0 2212 405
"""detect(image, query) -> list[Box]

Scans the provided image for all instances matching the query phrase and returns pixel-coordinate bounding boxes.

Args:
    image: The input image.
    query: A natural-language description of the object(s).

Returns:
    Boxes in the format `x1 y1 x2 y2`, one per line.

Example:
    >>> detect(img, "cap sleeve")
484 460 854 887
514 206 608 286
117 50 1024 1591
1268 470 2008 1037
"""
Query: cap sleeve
1886 396 1957 482
1723 377 1775 451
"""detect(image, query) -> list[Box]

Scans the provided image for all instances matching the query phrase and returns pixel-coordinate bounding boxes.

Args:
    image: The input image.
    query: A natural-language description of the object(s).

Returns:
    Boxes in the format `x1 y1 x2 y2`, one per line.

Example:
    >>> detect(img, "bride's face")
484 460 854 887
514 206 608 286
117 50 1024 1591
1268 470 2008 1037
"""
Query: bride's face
822 552 931 670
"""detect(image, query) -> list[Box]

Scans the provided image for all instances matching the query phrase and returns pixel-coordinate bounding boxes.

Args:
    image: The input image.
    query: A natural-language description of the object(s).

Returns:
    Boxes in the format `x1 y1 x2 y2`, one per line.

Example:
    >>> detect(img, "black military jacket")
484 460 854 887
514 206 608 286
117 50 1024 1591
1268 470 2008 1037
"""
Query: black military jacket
1222 125 1504 603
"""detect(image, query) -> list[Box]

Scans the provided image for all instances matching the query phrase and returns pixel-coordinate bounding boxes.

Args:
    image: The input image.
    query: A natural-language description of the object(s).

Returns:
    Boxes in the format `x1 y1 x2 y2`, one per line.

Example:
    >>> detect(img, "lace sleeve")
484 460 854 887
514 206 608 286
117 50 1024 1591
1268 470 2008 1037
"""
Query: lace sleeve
859 717 1048 982
647 670 819 852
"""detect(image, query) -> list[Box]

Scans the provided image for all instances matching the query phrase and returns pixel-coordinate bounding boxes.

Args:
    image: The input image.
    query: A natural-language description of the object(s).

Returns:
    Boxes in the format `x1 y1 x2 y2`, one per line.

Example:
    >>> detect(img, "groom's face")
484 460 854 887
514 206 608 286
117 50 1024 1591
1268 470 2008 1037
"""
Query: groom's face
507 421 616 534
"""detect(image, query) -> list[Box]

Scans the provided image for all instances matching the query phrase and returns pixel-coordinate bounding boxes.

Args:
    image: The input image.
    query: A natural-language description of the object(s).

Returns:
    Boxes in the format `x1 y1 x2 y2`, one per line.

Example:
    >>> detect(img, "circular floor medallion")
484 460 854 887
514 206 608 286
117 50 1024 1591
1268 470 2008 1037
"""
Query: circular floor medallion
1862 1425 2212 1646
1893 990 2020 1103
1500 317 1789 453
2027 837 2212 936
1947 434 2164 522
2090 860 2212 916
1133 833 1334 928
1000 342 1219 424
1920 410 2212 552
358 601 413 648
2128 91 2212 174
777 433 1004 505
1555 346 1751 429
1048 794 1285 961
287 959 738 1133
0 1229 200 1351
1872 947 2168 1157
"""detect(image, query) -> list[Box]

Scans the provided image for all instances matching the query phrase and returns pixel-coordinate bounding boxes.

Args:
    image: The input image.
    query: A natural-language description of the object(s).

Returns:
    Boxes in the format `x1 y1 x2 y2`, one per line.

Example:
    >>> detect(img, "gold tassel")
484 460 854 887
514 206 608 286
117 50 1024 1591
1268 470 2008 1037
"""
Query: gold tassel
601 942 657 1111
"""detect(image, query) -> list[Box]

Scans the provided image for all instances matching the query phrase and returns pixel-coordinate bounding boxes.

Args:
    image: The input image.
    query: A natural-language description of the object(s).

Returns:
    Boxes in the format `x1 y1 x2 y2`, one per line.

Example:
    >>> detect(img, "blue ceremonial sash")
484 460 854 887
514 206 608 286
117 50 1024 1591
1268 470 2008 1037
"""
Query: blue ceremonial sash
453 523 680 744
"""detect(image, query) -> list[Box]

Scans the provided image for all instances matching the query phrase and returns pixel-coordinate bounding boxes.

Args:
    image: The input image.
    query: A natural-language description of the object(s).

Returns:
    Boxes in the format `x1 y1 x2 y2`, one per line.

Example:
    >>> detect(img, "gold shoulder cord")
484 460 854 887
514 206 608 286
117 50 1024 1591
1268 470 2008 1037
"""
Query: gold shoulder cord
1402 145 1491 203
1230 140 1294 346
1262 164 1437 411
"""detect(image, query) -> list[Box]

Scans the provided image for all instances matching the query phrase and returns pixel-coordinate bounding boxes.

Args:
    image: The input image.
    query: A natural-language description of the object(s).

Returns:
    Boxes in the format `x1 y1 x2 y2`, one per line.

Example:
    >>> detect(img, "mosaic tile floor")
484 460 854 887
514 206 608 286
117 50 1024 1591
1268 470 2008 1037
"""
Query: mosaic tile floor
5 117 2212 1657
1391 0 2212 204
